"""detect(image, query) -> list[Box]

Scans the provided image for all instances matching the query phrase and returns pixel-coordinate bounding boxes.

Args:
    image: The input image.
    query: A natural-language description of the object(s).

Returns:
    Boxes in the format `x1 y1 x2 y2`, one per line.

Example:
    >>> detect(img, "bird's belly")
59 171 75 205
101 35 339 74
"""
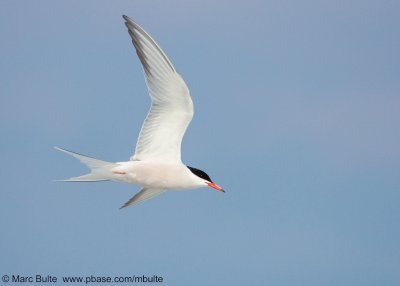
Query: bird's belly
111 161 192 189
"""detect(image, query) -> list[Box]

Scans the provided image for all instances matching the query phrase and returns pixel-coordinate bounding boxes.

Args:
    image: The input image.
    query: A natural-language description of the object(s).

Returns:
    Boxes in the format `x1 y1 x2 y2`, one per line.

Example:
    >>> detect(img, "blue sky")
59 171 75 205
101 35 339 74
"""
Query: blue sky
1 0 399 285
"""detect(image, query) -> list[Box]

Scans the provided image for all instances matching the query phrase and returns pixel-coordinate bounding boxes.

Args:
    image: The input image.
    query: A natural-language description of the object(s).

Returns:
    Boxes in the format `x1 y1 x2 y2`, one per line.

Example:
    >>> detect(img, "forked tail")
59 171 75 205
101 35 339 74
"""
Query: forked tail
54 147 116 182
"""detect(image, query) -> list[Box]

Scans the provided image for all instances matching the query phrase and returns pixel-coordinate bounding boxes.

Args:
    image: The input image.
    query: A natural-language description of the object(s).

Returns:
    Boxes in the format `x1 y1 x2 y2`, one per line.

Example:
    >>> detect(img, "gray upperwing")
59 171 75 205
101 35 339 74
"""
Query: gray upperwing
119 188 166 209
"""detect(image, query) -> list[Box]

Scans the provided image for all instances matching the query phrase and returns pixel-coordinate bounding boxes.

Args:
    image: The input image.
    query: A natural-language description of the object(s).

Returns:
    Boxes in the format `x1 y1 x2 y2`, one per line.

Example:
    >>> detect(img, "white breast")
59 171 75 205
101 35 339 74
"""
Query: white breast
112 161 203 190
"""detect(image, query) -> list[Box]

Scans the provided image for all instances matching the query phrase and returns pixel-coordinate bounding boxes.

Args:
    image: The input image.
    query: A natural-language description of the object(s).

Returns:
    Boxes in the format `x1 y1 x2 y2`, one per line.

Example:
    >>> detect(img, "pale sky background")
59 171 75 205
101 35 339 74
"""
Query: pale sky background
1 0 399 285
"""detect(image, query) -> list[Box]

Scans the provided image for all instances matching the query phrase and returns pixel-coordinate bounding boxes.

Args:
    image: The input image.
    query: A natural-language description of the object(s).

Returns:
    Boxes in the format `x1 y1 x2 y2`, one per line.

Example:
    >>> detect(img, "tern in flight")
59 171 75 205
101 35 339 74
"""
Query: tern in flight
56 15 224 208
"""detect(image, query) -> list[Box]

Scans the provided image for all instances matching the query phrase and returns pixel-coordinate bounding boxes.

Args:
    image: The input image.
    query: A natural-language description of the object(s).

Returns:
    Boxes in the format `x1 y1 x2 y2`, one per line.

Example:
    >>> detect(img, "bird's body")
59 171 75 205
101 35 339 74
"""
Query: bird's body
56 15 224 208
109 161 204 190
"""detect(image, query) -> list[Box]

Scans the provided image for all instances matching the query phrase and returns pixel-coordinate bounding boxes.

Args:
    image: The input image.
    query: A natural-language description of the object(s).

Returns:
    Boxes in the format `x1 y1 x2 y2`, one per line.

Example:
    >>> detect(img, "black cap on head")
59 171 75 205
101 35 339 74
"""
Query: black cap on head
187 166 213 182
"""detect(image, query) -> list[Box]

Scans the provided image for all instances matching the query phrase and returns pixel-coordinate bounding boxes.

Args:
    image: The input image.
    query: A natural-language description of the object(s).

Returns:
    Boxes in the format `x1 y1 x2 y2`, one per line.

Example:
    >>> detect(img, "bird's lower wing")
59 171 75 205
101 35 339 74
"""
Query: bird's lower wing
120 188 166 209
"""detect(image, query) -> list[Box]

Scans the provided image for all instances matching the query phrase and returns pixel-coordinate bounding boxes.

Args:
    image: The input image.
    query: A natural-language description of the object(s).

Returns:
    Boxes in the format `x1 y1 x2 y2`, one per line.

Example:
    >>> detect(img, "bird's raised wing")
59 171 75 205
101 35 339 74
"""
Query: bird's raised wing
123 15 193 163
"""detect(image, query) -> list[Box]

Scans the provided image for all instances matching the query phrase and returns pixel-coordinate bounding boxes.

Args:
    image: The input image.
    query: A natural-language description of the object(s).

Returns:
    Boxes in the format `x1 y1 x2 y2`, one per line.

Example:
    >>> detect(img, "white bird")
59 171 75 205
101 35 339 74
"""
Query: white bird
55 15 224 208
